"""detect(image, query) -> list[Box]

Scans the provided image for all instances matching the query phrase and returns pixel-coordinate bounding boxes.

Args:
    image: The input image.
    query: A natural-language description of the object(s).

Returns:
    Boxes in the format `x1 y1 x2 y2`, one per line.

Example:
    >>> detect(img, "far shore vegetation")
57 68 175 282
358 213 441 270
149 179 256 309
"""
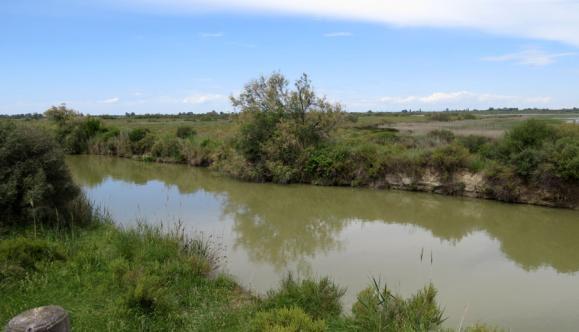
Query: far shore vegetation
0 121 503 331
5 73 577 208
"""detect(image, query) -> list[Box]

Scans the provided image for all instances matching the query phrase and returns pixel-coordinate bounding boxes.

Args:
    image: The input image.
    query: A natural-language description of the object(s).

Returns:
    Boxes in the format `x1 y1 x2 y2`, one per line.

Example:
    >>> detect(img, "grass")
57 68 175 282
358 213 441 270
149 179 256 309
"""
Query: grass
0 216 254 331
0 212 503 331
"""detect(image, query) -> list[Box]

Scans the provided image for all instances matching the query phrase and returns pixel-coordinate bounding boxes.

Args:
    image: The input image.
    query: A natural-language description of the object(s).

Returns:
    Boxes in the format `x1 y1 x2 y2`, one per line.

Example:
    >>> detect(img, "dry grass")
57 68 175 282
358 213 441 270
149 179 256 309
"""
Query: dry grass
380 115 570 138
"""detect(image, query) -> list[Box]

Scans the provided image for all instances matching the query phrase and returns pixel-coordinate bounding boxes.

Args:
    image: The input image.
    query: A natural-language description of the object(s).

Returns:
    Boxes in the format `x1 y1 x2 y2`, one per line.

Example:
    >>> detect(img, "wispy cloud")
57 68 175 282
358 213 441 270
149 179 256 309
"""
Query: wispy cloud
380 91 551 106
482 48 576 66
100 97 120 104
323 32 352 37
199 32 224 38
182 93 225 105
225 41 256 48
117 0 579 46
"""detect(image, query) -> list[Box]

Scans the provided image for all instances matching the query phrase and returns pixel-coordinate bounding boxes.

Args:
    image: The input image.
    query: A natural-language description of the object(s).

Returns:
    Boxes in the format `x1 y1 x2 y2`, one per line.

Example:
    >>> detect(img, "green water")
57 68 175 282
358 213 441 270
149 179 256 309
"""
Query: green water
67 155 579 331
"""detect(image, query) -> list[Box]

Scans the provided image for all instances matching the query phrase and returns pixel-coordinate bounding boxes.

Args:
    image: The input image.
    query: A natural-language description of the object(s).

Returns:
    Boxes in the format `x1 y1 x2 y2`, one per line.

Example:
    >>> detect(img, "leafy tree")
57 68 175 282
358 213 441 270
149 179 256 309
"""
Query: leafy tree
44 104 80 125
229 73 343 182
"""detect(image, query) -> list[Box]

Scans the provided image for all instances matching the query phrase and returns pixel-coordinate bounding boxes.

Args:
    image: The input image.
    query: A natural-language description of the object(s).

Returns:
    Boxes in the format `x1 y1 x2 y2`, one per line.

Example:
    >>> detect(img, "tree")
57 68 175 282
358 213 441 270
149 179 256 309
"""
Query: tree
230 73 343 181
44 104 80 125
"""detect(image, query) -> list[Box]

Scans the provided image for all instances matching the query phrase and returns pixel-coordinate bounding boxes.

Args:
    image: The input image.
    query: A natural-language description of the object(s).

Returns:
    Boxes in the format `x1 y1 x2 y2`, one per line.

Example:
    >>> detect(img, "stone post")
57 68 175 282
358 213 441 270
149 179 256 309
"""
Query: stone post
4 306 70 332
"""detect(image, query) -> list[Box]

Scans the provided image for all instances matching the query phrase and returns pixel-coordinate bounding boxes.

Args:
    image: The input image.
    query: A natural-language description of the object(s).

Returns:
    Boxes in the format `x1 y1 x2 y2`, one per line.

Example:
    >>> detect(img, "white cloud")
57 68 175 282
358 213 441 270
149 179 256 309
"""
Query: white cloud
119 0 579 46
182 93 225 104
323 32 352 37
100 97 120 104
199 32 224 38
380 91 551 107
482 48 576 66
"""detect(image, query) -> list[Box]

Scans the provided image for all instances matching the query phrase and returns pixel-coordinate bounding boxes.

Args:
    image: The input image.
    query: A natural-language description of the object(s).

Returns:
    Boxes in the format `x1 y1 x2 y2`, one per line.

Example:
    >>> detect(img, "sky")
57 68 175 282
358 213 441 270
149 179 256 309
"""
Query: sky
1 0 579 114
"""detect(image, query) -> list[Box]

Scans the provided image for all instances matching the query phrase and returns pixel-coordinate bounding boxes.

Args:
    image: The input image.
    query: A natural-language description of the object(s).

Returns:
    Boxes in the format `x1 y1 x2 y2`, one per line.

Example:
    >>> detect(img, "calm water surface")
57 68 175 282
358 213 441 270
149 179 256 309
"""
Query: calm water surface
67 155 579 331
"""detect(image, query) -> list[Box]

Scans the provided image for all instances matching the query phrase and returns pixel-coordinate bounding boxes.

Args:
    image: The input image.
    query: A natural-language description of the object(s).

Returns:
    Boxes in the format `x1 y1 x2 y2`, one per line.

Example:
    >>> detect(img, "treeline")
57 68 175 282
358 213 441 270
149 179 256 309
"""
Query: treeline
0 113 43 119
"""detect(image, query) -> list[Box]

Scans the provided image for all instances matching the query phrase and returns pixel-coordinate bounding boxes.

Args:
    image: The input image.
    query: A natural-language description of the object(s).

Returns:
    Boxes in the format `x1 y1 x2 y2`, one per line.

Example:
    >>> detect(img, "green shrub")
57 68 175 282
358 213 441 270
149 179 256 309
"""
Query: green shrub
428 129 455 144
509 147 544 178
151 136 184 161
128 128 150 143
58 117 105 154
305 145 352 185
249 307 326 332
549 137 579 181
430 143 471 175
263 274 346 320
459 135 491 153
348 282 444 331
0 122 81 226
131 132 156 155
502 119 555 153
176 126 196 139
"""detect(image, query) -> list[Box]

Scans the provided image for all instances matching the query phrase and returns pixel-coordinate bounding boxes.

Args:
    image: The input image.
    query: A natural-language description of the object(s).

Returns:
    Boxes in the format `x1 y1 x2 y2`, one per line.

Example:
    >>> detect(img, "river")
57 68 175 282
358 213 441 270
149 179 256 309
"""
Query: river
66 155 579 331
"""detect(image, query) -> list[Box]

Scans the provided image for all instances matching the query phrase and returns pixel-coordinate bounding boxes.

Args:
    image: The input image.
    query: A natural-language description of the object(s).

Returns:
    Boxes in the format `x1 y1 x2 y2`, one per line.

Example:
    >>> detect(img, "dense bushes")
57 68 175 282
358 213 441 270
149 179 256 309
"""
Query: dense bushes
45 105 109 154
0 122 82 226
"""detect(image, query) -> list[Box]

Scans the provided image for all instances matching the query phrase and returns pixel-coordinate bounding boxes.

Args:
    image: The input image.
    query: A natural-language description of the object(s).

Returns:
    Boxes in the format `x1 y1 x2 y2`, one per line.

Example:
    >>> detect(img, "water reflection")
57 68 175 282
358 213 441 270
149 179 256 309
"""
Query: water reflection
67 155 579 274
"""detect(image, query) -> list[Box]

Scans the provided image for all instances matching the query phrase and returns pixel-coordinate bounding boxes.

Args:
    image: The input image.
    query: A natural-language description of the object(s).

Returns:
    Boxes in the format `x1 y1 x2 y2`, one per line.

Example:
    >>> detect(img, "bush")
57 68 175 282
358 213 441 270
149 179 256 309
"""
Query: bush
128 128 150 143
0 122 81 226
176 126 196 139
549 137 579 181
502 119 555 153
262 274 346 320
509 148 544 178
348 282 444 331
305 145 353 185
428 129 455 144
249 307 326 332
151 136 184 161
430 143 471 175
459 135 491 153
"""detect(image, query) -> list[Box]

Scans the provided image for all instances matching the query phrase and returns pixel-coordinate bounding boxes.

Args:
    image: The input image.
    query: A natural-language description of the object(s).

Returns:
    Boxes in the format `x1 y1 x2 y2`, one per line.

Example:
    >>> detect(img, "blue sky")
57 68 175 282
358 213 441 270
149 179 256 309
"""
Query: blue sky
1 0 579 114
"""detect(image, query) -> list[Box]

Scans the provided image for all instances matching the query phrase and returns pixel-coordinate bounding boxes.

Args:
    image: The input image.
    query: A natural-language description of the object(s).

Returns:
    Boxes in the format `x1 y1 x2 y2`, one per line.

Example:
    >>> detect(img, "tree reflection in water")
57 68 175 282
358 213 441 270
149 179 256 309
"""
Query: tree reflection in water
67 155 579 274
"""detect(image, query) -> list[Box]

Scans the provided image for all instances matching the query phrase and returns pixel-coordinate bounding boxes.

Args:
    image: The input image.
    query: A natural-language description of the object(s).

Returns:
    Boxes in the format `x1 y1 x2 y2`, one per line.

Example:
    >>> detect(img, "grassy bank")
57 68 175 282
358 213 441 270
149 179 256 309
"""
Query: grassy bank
0 217 252 331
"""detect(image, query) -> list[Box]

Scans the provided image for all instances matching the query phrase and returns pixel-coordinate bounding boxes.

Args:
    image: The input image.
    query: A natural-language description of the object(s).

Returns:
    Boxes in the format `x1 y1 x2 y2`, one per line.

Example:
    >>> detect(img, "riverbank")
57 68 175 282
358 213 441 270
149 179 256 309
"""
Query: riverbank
36 95 579 210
